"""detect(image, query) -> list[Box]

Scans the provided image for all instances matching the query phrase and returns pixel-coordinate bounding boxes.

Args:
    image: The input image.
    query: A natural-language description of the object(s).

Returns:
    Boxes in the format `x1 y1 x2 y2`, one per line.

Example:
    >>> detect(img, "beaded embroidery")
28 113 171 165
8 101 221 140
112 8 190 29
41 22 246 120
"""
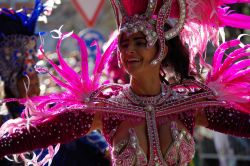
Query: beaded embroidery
124 83 171 106
112 121 195 166
111 0 187 65
93 80 225 166
0 35 38 97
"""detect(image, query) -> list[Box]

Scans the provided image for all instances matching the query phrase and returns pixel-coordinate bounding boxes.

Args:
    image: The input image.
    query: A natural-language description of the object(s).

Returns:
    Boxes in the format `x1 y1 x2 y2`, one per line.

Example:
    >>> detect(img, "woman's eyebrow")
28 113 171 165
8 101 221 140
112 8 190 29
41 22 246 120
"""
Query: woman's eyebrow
120 36 146 43
120 38 128 43
133 37 146 41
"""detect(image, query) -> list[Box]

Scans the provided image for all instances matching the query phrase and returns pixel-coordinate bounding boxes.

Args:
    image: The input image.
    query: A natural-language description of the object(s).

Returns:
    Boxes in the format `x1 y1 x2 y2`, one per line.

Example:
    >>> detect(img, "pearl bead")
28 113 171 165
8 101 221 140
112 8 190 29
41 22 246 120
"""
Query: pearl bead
145 105 154 112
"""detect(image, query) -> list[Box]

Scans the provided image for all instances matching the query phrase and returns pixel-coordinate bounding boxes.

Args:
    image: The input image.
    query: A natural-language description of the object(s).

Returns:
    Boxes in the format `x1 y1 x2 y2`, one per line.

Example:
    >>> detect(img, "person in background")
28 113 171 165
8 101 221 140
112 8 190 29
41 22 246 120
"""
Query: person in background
0 0 45 165
0 1 43 124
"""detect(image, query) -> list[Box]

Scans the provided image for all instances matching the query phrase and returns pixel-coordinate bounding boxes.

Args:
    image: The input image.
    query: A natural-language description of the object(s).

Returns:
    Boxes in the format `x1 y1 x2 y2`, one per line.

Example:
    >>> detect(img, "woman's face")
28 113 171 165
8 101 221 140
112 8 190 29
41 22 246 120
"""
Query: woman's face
17 74 40 98
118 32 160 77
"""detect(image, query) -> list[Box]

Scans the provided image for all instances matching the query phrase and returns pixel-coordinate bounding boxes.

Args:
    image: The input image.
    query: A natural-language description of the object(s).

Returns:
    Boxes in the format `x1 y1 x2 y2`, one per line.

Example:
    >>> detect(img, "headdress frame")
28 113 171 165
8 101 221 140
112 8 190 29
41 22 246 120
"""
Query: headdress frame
109 0 186 65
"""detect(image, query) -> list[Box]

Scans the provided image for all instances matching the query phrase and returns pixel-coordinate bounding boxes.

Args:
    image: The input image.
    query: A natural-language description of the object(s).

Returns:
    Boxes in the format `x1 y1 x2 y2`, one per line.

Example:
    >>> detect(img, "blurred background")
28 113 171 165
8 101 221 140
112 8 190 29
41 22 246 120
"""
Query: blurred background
0 1 249 166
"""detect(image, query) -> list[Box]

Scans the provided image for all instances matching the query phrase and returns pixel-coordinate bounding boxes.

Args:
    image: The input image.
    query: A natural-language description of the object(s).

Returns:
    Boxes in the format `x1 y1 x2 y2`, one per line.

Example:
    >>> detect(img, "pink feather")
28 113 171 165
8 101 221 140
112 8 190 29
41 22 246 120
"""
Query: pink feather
180 0 250 72
206 39 250 113
1 31 116 130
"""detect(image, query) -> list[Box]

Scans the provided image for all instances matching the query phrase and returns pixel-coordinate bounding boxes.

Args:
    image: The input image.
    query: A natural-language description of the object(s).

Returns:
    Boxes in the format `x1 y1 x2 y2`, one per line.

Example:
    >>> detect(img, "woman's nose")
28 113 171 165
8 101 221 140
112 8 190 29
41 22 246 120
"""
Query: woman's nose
126 44 135 54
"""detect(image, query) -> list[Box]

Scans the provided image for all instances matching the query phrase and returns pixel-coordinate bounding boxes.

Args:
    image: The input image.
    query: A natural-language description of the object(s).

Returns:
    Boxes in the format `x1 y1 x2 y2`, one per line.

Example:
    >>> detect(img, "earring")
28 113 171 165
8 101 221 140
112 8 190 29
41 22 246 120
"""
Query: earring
117 50 122 68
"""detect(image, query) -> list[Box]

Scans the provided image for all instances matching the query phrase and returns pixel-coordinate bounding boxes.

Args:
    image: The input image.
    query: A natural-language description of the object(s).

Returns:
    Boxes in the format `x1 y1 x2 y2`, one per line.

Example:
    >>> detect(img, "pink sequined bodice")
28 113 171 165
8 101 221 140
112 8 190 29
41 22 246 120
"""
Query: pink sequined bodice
84 80 228 165
2 79 249 166
98 81 210 166
111 122 195 166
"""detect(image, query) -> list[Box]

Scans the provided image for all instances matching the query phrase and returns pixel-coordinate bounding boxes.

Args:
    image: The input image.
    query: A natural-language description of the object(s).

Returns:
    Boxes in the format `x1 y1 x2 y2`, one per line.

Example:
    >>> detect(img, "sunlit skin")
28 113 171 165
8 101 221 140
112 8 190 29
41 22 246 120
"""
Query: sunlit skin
118 32 163 96
17 74 40 98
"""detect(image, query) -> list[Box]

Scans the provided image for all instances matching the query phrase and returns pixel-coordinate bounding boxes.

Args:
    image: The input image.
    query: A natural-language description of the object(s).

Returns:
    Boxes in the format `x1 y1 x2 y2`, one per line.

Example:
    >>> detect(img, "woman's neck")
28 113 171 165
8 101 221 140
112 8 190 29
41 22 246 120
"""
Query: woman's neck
130 74 161 96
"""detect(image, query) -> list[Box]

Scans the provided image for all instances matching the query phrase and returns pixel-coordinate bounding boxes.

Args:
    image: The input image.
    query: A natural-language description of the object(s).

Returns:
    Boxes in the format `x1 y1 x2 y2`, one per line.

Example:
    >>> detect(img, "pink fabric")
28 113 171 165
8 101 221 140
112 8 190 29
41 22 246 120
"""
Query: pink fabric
121 0 180 17
121 0 148 16
2 79 250 165
0 109 94 165
111 121 195 166
205 106 250 137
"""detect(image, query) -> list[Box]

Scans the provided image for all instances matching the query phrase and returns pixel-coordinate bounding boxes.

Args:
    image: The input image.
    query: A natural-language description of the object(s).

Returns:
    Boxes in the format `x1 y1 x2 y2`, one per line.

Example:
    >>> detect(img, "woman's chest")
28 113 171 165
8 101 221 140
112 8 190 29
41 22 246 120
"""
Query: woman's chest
102 113 195 166
113 120 177 154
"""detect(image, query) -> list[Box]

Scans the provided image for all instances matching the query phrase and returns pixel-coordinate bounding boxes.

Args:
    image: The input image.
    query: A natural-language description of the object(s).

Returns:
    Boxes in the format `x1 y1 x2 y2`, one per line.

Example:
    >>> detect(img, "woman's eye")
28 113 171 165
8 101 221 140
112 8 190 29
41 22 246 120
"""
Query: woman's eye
136 42 147 46
120 43 128 48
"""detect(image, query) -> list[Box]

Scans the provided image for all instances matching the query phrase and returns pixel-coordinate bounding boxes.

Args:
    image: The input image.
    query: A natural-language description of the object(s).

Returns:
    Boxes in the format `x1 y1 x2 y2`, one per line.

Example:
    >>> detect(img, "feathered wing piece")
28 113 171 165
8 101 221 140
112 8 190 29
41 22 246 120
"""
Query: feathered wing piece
179 0 250 71
31 31 118 112
0 30 118 165
206 38 250 113
5 29 118 121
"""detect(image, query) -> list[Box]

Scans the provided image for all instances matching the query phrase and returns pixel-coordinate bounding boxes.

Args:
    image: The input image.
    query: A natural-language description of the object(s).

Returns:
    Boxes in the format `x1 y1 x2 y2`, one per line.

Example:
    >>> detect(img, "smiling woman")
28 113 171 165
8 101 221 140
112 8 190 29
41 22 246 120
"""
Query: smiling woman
0 0 250 166
119 32 159 77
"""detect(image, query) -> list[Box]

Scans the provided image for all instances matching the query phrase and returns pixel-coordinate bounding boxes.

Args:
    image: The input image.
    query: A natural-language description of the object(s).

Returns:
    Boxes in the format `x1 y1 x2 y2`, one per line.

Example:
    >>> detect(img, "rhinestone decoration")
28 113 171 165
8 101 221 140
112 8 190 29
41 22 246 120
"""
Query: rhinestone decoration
120 15 158 47
164 0 186 40
111 0 187 65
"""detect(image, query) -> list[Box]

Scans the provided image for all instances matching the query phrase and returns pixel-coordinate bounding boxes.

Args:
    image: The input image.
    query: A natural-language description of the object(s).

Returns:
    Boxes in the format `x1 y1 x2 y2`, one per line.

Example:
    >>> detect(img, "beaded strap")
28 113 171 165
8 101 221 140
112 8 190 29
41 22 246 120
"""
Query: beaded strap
123 84 171 106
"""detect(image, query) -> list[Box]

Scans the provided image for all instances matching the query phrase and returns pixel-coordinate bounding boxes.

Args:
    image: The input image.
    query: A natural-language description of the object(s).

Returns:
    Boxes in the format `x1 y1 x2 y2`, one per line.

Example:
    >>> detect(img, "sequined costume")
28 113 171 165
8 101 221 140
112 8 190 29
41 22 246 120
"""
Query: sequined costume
1 0 250 166
1 78 250 166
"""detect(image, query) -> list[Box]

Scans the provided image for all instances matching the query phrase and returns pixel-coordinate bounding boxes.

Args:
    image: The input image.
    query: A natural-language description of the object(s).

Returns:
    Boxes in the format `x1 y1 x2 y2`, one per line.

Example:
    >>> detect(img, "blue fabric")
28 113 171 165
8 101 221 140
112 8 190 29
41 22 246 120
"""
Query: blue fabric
51 131 110 166
0 0 44 37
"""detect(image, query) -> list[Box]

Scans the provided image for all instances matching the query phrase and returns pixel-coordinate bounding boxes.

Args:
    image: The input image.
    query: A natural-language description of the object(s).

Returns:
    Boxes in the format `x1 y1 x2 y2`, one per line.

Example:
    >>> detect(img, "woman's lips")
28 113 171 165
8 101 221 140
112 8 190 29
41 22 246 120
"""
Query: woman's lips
127 58 141 63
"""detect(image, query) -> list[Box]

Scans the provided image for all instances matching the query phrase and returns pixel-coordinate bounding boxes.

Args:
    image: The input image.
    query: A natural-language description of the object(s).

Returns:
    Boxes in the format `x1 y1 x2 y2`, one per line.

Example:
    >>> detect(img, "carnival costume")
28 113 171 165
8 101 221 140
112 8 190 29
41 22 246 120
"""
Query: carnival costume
0 0 250 166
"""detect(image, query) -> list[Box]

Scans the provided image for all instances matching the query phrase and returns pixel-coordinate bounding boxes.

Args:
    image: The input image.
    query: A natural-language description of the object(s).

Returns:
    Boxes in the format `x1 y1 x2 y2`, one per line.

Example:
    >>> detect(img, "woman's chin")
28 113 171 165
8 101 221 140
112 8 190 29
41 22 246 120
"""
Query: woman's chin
125 69 143 78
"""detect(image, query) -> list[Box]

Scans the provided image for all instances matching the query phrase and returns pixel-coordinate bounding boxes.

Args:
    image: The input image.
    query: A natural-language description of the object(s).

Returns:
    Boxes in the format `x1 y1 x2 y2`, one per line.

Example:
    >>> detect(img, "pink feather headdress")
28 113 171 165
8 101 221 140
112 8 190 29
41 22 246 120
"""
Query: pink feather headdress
110 0 250 71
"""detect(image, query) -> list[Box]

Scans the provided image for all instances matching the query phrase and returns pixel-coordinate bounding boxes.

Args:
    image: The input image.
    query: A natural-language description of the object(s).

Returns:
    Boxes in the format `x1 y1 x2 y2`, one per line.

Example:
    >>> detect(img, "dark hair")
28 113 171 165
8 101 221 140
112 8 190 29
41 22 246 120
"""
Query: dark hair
160 24 192 84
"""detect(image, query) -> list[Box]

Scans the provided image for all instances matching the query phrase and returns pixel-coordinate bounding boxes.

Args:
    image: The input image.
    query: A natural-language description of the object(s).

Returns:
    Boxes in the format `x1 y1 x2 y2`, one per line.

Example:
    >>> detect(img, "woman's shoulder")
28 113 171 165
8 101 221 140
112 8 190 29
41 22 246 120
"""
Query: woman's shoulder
90 83 126 99
169 78 212 95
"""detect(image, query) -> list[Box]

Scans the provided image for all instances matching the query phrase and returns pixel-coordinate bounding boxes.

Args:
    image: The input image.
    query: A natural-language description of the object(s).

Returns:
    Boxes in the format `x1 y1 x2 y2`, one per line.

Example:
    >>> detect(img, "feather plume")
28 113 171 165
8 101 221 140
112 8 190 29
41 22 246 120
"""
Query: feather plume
206 38 250 112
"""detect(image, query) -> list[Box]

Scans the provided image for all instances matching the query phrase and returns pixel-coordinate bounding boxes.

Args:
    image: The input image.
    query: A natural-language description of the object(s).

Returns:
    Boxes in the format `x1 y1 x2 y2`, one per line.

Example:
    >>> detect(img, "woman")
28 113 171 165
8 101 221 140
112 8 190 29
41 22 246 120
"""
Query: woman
0 1 42 122
0 0 250 165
